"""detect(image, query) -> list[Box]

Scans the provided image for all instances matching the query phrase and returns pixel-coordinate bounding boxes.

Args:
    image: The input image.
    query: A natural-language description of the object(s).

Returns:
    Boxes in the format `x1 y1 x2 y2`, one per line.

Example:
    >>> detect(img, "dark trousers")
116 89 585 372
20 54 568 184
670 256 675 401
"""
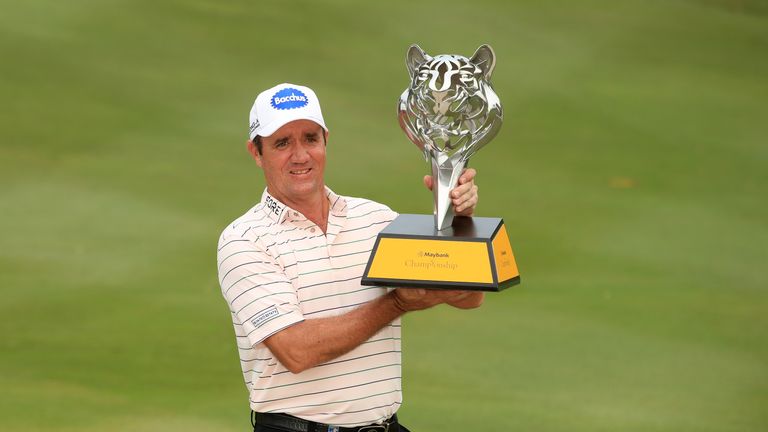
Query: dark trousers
251 413 411 432
254 426 411 432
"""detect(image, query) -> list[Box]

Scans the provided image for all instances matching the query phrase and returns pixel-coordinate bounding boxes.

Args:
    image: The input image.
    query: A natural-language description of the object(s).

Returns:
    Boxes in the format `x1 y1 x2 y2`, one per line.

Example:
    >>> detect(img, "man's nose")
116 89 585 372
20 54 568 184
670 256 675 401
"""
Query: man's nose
290 144 310 162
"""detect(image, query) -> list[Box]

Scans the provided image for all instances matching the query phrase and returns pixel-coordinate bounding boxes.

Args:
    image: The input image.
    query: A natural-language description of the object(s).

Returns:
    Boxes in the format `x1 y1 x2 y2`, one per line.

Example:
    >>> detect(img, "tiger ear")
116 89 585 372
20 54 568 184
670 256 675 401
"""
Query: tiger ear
470 44 496 80
406 44 431 76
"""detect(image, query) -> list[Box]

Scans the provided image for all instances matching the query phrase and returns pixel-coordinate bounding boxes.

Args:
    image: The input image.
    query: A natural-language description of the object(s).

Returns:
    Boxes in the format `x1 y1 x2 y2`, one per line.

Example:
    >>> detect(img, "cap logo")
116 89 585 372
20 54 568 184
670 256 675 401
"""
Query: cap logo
271 88 308 110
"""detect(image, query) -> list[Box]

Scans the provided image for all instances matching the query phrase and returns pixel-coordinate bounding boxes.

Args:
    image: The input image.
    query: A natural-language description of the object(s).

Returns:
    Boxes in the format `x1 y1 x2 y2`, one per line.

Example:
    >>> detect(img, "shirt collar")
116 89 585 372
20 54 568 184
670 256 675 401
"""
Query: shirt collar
326 187 347 218
259 187 347 224
259 188 288 223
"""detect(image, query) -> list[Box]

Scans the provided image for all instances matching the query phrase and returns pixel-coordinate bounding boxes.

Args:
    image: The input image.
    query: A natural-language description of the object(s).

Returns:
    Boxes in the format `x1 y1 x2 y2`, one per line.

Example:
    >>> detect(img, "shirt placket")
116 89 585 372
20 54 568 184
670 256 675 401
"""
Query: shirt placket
290 210 332 295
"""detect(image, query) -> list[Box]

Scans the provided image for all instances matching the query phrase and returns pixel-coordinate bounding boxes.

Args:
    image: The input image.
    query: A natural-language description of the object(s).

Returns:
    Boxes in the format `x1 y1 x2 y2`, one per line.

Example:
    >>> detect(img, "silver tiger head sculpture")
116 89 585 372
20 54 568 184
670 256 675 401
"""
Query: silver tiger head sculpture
398 44 503 230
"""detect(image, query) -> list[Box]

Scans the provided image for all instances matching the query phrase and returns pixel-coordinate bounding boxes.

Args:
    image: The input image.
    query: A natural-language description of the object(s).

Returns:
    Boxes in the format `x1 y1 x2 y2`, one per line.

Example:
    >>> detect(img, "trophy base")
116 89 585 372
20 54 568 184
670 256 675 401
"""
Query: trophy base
361 214 520 292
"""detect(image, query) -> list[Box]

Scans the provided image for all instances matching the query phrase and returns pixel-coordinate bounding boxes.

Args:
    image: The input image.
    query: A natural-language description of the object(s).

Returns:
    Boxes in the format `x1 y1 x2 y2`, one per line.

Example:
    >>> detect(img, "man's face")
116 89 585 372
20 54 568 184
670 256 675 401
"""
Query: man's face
252 119 328 206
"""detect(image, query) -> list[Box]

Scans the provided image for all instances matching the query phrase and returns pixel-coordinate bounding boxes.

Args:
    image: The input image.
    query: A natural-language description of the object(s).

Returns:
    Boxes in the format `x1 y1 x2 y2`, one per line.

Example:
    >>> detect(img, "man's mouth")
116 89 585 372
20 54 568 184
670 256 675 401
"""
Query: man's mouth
290 168 311 175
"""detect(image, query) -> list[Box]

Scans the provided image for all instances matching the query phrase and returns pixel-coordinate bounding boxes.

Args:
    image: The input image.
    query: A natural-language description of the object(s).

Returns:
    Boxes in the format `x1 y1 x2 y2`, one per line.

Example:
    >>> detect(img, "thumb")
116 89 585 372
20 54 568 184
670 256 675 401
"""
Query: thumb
423 175 434 191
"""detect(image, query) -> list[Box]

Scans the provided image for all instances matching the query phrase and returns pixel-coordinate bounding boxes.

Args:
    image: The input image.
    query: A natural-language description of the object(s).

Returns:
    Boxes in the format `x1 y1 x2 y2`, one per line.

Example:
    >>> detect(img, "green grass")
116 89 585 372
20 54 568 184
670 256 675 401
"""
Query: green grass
1 0 766 430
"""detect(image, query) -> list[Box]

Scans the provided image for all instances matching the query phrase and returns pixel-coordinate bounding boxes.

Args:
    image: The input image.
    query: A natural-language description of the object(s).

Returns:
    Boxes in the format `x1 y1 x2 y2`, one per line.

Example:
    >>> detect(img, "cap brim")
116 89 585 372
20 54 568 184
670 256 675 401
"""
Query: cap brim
250 115 327 140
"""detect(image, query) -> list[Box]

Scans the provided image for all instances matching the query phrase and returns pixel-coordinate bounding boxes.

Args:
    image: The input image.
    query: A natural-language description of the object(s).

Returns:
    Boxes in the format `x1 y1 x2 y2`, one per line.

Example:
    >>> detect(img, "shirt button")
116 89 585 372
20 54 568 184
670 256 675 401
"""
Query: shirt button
310 228 316 233
293 212 299 217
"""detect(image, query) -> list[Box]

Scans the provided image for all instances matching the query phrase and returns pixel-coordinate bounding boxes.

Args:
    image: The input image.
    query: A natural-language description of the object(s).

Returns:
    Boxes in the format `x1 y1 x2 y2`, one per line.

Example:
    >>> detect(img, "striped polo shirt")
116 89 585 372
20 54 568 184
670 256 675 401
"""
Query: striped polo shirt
217 187 400 427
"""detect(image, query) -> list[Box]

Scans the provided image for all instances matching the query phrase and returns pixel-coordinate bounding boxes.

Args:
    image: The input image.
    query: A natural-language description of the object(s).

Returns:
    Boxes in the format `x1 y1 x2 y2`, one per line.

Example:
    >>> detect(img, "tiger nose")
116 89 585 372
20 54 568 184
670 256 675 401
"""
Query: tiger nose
432 90 453 115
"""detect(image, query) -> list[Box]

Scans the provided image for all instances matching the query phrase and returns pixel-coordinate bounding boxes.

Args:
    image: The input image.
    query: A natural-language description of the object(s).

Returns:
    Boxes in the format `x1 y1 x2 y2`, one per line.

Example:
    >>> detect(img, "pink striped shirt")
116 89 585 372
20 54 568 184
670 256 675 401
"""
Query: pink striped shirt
217 187 400 427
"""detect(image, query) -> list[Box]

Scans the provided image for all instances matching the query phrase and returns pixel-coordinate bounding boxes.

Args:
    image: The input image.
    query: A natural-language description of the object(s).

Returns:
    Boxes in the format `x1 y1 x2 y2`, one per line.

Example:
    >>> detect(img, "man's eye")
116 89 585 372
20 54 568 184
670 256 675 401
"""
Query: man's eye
275 140 289 148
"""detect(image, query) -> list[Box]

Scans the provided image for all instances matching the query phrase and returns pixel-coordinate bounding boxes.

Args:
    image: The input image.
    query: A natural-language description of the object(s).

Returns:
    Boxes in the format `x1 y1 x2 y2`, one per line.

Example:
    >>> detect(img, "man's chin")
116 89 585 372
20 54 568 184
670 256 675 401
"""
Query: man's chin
288 182 323 197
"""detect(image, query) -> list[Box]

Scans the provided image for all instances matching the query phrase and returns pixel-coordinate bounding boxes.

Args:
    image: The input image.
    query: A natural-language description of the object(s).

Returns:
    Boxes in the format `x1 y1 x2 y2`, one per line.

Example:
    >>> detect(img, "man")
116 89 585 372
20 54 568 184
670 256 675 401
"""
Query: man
218 83 483 432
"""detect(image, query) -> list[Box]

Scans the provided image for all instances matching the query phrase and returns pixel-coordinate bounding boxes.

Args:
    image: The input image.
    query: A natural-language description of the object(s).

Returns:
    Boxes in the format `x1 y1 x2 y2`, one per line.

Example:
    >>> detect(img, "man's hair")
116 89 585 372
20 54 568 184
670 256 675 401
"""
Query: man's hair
251 131 326 155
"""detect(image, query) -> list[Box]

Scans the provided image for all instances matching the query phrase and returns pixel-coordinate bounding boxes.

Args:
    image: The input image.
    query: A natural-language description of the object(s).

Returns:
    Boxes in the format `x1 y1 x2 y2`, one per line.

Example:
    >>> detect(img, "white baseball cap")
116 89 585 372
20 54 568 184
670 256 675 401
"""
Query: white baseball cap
248 83 327 140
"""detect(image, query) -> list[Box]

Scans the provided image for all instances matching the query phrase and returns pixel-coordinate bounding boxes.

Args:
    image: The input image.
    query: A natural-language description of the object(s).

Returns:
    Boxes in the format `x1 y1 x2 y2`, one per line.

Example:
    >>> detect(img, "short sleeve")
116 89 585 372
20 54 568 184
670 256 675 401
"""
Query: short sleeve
217 232 304 347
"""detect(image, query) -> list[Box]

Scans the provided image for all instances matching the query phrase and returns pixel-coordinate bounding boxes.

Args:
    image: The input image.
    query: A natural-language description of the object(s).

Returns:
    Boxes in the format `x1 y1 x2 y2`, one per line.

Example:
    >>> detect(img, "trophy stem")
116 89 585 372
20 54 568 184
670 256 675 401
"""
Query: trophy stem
431 157 467 231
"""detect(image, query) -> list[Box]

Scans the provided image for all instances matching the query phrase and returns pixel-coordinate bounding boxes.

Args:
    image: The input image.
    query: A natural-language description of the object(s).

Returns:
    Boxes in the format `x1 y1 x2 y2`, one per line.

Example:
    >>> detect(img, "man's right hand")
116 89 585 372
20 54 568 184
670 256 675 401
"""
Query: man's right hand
392 288 477 312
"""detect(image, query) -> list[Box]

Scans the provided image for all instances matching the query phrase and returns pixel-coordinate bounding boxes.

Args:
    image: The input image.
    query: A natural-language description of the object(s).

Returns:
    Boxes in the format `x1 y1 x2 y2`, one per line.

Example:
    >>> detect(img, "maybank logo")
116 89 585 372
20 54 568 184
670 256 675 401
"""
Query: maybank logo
271 88 308 110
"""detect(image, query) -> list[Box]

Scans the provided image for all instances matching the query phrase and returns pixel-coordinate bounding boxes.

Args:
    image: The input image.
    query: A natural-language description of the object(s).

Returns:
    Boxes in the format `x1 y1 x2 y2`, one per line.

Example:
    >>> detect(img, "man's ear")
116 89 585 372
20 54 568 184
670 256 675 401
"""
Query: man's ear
246 140 262 167
324 129 329 145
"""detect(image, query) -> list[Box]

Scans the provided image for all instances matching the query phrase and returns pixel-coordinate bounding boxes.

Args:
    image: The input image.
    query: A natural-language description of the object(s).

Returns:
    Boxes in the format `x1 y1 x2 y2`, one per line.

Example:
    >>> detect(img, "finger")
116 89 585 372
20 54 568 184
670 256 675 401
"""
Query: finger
449 292 472 302
439 290 469 300
451 183 474 205
457 200 477 215
423 175 434 191
458 168 477 185
406 288 426 298
455 188 478 215
450 181 473 200
396 287 425 301
452 185 478 211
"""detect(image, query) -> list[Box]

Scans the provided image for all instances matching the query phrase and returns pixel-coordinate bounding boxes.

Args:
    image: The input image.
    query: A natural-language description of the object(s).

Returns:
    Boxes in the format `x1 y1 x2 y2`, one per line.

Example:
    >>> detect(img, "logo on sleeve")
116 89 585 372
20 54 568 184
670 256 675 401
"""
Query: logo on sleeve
251 305 280 329
271 88 308 110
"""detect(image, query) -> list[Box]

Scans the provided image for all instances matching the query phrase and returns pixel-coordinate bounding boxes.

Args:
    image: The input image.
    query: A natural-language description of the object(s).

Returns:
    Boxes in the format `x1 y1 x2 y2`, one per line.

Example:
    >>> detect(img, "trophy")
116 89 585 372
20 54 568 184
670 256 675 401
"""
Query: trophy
362 44 520 291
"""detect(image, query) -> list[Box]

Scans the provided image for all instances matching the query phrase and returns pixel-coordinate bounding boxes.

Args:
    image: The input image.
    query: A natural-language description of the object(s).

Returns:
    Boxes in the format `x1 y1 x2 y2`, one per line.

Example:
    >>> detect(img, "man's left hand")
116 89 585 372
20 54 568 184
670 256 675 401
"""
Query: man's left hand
423 167 478 216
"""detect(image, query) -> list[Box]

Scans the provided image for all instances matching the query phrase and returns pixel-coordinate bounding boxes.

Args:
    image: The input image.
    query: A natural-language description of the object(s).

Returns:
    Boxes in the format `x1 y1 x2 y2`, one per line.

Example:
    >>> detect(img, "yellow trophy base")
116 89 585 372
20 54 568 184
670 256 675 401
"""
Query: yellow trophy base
361 214 520 291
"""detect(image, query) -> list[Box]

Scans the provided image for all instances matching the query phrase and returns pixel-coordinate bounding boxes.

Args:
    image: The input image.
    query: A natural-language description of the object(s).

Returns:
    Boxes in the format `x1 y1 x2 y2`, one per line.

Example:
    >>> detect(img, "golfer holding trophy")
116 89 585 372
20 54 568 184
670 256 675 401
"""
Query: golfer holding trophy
363 44 520 292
